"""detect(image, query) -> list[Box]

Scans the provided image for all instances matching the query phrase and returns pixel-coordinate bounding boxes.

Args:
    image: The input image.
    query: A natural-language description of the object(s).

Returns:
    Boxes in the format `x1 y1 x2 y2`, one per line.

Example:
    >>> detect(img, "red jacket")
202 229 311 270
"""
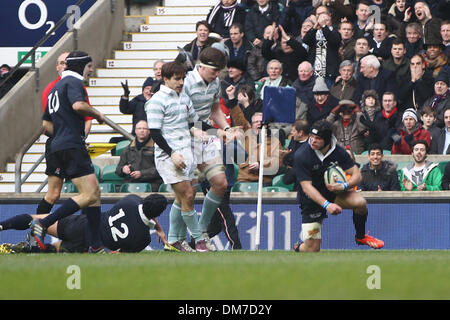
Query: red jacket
391 125 431 154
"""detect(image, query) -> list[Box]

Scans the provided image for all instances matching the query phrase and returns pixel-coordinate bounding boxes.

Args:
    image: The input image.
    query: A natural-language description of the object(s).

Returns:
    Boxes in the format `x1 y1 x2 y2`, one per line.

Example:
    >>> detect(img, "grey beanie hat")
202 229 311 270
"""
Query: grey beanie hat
312 77 329 93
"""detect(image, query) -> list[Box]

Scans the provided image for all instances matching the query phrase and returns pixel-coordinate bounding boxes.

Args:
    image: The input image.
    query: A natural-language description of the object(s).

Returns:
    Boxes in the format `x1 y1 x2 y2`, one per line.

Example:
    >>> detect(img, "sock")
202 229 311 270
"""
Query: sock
181 209 202 242
39 198 80 228
83 207 103 248
168 202 184 243
199 190 223 232
353 211 367 239
36 198 54 214
0 214 32 230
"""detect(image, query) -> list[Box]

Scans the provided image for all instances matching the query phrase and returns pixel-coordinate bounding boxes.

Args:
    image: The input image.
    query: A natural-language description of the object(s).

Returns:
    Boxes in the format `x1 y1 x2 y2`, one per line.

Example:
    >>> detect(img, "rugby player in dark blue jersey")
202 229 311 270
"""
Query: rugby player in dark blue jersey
0 194 169 253
293 119 384 252
31 51 106 253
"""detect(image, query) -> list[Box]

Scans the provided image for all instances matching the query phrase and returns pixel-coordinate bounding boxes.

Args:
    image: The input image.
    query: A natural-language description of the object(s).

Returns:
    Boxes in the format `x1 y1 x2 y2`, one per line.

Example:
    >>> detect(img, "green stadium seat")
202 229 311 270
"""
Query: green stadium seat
99 183 116 193
361 150 368 155
62 182 77 193
93 164 101 180
254 81 263 96
232 182 258 192
101 164 123 183
272 174 294 191
158 183 174 192
396 161 412 171
284 139 291 150
234 163 239 180
120 183 152 193
115 140 131 156
382 150 391 155
438 161 448 174
262 186 290 192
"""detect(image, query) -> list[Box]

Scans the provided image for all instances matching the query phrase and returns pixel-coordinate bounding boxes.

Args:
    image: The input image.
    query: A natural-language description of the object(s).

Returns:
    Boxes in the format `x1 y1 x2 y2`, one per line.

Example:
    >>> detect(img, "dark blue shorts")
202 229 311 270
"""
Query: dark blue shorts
47 148 94 180
57 214 89 253
300 191 336 224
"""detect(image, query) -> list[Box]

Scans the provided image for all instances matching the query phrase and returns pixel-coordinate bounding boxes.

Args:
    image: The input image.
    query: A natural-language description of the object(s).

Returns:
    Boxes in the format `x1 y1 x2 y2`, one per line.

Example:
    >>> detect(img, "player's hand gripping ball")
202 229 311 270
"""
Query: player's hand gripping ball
324 165 348 193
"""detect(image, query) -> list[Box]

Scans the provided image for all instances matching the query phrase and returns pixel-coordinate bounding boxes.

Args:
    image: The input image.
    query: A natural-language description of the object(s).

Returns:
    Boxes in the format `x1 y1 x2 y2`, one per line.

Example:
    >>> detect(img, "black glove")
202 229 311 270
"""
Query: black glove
121 80 130 97
404 133 414 146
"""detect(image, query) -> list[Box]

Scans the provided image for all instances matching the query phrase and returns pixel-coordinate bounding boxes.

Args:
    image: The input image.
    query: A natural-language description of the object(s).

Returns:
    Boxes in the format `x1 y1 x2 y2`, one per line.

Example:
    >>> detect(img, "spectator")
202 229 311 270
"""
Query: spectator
281 119 310 189
387 0 409 37
441 161 450 190
421 72 450 128
177 21 220 63
354 1 372 39
430 108 450 154
119 76 154 137
351 37 370 80
236 83 263 123
366 21 394 61
292 61 315 105
399 139 442 191
0 64 13 99
404 1 442 45
420 106 441 138
382 39 410 83
326 99 368 154
206 0 247 39
330 60 357 101
352 54 397 105
221 60 254 105
153 60 165 81
442 20 450 56
227 98 282 185
321 0 355 26
115 120 163 192
247 24 274 81
397 54 434 111
391 108 431 154
358 143 401 191
404 22 424 59
295 18 314 51
261 23 308 83
307 76 339 126
303 8 341 87
423 37 448 78
224 22 253 68
260 59 291 99
337 21 356 63
372 91 402 150
359 89 381 146
279 0 314 37
244 0 282 47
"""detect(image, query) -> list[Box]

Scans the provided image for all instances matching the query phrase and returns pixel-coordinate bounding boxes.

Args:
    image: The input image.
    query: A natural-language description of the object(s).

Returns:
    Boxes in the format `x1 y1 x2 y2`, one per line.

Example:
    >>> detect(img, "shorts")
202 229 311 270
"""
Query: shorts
57 214 89 253
44 138 63 178
48 148 94 180
155 147 196 185
300 192 336 224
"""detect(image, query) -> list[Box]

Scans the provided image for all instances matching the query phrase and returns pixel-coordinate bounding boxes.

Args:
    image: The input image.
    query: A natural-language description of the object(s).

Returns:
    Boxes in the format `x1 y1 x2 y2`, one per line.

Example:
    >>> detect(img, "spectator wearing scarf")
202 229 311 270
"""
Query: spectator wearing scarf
421 72 450 128
206 0 246 39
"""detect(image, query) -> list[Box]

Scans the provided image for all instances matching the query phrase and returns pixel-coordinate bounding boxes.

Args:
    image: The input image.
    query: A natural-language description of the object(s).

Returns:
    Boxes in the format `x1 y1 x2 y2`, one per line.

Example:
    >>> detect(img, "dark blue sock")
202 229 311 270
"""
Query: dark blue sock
353 211 367 239
40 198 80 228
36 198 53 214
0 214 32 230
83 207 103 248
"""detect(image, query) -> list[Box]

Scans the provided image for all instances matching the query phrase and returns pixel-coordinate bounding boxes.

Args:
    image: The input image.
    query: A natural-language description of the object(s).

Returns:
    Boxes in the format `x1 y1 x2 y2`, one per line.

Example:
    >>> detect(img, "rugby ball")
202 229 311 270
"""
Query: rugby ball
324 165 347 186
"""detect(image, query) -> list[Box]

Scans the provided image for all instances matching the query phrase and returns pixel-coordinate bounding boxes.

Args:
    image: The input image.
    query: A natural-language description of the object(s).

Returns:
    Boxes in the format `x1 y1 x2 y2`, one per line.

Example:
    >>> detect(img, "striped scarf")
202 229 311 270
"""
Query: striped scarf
207 1 239 28
430 89 450 110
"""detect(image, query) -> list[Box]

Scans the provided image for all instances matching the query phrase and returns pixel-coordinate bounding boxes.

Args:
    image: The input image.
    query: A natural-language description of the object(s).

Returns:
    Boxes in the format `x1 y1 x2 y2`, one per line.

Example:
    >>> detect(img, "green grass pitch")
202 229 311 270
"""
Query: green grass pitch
0 250 448 300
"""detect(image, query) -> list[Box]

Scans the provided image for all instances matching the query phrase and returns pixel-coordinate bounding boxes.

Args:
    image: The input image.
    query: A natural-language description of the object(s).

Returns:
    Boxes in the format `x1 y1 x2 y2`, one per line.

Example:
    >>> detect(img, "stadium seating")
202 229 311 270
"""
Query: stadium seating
115 140 131 156
396 161 412 171
93 164 101 180
99 182 116 193
158 183 174 192
232 182 258 192
101 164 124 183
62 182 78 193
272 174 294 191
262 186 290 192
120 182 152 193
360 150 392 155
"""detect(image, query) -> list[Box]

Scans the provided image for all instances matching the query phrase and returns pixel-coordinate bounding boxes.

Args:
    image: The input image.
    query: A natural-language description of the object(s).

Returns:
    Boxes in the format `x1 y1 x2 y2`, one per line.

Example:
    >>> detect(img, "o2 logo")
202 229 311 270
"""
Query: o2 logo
18 0 81 36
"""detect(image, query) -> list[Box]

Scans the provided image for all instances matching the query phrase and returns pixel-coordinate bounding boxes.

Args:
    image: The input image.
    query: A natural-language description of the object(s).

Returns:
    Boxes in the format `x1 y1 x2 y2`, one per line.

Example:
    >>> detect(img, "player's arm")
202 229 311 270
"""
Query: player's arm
300 180 342 215
153 218 168 245
210 102 230 130
42 120 54 136
84 119 92 137
72 101 104 124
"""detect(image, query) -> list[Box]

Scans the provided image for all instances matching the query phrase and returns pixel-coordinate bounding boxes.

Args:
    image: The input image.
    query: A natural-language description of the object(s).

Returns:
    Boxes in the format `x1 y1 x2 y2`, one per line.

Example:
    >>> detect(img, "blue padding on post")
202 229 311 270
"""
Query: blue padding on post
262 86 296 124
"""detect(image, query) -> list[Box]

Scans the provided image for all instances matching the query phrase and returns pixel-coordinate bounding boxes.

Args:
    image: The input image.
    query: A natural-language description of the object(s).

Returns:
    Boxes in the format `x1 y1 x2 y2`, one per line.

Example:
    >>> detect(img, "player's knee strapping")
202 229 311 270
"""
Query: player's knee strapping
203 163 225 181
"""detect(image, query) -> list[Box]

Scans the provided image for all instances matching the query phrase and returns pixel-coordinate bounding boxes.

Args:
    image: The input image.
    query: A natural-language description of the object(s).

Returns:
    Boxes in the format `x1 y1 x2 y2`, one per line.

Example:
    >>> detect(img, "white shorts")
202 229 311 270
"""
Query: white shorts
155 147 196 185
192 136 223 166
300 222 322 241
